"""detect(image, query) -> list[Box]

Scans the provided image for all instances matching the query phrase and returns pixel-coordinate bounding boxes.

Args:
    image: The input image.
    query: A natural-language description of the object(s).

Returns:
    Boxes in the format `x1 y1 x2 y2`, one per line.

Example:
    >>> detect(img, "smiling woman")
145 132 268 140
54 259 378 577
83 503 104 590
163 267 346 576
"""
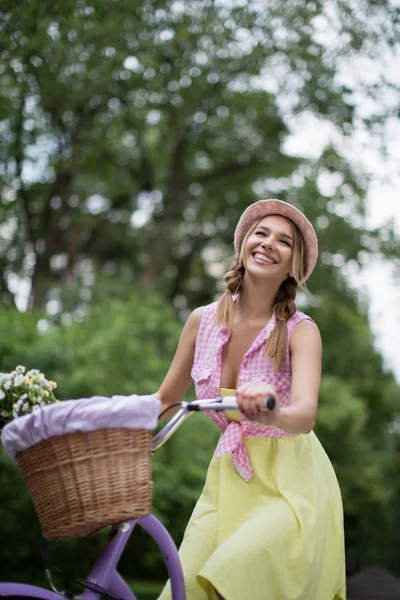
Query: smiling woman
217 207 311 374
241 222 305 297
156 199 345 600
246 217 294 265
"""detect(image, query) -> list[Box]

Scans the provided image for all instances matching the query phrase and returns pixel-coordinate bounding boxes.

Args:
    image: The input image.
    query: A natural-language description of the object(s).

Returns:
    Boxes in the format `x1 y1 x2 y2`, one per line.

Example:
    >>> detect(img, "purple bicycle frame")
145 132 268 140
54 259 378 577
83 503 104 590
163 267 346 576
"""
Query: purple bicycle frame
0 514 185 600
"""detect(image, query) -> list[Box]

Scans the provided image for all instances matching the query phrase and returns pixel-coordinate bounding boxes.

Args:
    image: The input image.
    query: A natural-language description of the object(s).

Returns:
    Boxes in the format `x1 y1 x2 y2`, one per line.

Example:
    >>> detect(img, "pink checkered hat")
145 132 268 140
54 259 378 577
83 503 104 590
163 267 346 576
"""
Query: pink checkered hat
234 199 318 282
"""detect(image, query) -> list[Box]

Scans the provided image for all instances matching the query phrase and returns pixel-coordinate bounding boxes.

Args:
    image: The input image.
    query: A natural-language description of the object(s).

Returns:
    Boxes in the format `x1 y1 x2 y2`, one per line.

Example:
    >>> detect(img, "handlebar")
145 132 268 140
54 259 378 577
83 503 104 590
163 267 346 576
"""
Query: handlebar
152 395 275 452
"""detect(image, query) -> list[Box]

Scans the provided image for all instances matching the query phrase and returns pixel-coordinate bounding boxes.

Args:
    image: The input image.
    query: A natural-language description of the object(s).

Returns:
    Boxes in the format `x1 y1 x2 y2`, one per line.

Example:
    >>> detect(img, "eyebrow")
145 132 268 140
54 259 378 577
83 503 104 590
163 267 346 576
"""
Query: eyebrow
256 226 293 241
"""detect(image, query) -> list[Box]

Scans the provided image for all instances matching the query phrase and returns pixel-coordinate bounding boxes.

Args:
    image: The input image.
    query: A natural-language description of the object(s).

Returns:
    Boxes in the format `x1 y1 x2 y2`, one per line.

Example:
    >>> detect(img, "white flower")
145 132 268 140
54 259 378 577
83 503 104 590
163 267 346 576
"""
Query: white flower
1 365 57 423
14 374 24 387
27 369 40 378
14 399 23 410
12 399 23 417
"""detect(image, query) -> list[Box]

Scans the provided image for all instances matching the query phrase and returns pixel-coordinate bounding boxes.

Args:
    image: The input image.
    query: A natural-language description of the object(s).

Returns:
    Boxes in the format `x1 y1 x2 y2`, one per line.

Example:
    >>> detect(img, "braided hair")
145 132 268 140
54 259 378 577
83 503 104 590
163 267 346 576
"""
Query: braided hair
215 216 309 372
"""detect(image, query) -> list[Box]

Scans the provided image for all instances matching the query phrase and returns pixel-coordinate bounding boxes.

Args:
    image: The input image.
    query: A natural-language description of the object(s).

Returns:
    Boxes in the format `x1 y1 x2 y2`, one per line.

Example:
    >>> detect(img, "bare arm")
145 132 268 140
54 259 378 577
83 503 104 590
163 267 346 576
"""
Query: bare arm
155 306 204 421
236 319 321 434
277 319 322 434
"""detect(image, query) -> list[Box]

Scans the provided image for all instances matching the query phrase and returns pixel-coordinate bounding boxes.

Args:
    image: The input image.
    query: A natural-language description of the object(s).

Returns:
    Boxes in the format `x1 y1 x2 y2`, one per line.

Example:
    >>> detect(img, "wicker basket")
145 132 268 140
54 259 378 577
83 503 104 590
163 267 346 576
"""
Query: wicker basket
17 428 152 540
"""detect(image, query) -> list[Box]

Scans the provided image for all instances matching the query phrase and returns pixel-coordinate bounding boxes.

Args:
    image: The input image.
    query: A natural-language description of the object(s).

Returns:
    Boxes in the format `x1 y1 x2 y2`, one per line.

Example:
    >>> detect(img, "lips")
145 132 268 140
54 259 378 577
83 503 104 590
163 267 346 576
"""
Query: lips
253 252 277 265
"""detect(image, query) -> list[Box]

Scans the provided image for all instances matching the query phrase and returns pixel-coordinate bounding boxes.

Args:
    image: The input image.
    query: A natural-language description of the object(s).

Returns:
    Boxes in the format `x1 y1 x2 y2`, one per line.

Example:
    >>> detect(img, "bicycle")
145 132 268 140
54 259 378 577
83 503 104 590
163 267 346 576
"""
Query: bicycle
0 395 274 600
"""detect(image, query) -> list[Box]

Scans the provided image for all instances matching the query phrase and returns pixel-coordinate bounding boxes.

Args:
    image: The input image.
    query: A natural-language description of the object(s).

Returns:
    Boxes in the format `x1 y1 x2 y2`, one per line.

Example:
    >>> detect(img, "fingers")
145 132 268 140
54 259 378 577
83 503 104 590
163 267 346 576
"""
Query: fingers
236 381 278 417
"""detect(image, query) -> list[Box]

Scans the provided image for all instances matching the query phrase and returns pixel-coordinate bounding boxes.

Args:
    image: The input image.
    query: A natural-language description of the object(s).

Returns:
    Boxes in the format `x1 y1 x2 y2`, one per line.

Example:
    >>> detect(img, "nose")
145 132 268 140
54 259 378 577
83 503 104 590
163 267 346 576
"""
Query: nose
261 235 275 250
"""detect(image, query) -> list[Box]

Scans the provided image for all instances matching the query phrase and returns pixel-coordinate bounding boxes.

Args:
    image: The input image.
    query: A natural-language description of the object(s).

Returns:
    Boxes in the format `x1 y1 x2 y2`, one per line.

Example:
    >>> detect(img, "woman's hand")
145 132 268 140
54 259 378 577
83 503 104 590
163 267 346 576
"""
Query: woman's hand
236 380 281 427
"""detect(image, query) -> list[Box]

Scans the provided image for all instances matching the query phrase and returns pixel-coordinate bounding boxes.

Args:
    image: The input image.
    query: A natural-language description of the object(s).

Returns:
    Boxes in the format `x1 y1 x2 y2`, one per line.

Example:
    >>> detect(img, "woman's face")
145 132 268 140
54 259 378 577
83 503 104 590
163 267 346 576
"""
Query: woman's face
242 215 294 283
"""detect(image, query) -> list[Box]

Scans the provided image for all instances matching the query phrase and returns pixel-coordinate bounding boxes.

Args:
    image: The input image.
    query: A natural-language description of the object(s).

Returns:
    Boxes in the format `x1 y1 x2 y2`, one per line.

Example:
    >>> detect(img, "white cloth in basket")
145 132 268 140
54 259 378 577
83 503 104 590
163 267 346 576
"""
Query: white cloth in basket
0 394 160 461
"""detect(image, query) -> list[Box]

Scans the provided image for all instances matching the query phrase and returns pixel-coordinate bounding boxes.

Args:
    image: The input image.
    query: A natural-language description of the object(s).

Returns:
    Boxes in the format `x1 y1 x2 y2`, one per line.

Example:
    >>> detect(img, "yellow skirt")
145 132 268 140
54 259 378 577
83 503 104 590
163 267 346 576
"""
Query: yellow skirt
159 393 346 600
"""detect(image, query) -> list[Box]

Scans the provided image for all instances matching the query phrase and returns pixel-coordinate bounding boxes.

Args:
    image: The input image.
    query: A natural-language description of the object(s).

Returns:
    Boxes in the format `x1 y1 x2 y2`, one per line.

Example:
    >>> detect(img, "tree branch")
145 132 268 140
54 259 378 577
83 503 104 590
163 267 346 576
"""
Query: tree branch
194 157 262 186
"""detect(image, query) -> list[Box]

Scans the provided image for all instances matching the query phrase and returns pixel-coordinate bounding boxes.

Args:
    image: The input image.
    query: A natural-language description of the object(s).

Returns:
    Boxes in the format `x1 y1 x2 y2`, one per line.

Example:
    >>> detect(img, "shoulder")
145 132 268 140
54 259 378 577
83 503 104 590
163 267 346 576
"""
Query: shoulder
288 310 314 324
289 314 321 352
183 302 215 334
187 306 206 328
175 307 205 351
194 300 220 323
288 311 317 332
184 300 222 343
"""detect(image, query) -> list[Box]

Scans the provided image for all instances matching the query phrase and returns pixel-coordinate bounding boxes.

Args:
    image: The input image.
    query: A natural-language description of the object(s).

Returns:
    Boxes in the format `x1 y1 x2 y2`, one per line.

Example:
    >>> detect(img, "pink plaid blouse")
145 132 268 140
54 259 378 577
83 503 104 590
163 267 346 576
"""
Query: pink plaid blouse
191 301 313 481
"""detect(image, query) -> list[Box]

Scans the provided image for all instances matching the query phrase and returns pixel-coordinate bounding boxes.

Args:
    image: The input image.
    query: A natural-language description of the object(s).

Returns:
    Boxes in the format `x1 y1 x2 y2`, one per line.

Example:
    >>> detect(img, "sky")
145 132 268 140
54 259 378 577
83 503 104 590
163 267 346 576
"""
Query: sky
281 23 400 381
360 192 400 381
284 117 400 382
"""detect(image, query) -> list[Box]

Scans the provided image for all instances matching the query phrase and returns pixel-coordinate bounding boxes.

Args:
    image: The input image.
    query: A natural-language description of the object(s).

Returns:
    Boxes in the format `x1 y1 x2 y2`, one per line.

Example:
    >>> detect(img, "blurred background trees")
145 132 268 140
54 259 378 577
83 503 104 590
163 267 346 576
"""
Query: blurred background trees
1 0 399 597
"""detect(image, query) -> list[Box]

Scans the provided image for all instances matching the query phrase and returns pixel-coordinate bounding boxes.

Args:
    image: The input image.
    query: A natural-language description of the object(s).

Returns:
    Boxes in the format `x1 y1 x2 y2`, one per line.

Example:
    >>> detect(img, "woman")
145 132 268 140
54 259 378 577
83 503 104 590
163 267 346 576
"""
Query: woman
157 199 346 600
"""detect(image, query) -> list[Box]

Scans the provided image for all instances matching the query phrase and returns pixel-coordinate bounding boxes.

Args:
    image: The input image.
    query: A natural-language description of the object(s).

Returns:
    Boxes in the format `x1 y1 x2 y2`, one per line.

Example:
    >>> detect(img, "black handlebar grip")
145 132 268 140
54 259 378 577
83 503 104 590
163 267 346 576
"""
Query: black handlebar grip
264 395 275 411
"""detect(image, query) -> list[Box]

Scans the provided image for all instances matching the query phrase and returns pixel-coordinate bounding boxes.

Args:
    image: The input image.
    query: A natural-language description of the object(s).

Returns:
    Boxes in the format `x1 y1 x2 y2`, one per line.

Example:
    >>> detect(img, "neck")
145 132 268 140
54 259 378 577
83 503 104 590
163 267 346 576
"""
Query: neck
236 273 281 322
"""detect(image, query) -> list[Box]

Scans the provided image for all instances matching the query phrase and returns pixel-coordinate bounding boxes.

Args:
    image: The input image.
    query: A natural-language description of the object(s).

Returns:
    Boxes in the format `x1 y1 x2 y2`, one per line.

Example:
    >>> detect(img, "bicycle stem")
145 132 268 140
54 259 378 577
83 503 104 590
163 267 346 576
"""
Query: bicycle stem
152 404 193 452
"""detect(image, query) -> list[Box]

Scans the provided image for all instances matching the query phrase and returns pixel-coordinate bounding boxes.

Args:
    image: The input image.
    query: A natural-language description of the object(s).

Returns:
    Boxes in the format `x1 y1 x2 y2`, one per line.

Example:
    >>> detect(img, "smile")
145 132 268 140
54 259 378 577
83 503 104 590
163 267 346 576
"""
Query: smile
253 253 277 265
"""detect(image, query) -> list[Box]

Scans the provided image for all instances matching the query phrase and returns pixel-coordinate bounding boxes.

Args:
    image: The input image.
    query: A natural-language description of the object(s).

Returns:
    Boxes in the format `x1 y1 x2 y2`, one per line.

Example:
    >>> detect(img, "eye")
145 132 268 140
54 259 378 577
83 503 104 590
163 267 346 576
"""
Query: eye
280 240 291 246
255 230 266 236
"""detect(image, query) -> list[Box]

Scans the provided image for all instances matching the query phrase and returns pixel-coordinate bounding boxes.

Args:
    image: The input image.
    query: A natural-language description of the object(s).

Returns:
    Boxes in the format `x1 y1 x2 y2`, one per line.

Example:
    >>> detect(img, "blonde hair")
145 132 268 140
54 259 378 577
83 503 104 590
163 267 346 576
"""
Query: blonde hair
215 215 309 372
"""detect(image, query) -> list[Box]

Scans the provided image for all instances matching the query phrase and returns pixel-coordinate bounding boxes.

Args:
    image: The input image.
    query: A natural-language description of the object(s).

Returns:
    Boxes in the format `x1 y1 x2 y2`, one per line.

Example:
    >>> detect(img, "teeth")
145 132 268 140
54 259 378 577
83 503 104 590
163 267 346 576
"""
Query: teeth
254 253 276 264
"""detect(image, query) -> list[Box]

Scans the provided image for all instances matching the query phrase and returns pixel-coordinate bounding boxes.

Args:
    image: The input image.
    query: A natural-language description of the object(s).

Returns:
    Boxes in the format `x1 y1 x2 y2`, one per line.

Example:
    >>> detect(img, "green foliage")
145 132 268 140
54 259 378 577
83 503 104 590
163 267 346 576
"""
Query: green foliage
0 309 40 372
44 292 180 399
317 376 390 511
1 0 399 312
127 579 164 600
0 451 44 583
0 292 182 584
0 0 400 588
312 295 400 570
